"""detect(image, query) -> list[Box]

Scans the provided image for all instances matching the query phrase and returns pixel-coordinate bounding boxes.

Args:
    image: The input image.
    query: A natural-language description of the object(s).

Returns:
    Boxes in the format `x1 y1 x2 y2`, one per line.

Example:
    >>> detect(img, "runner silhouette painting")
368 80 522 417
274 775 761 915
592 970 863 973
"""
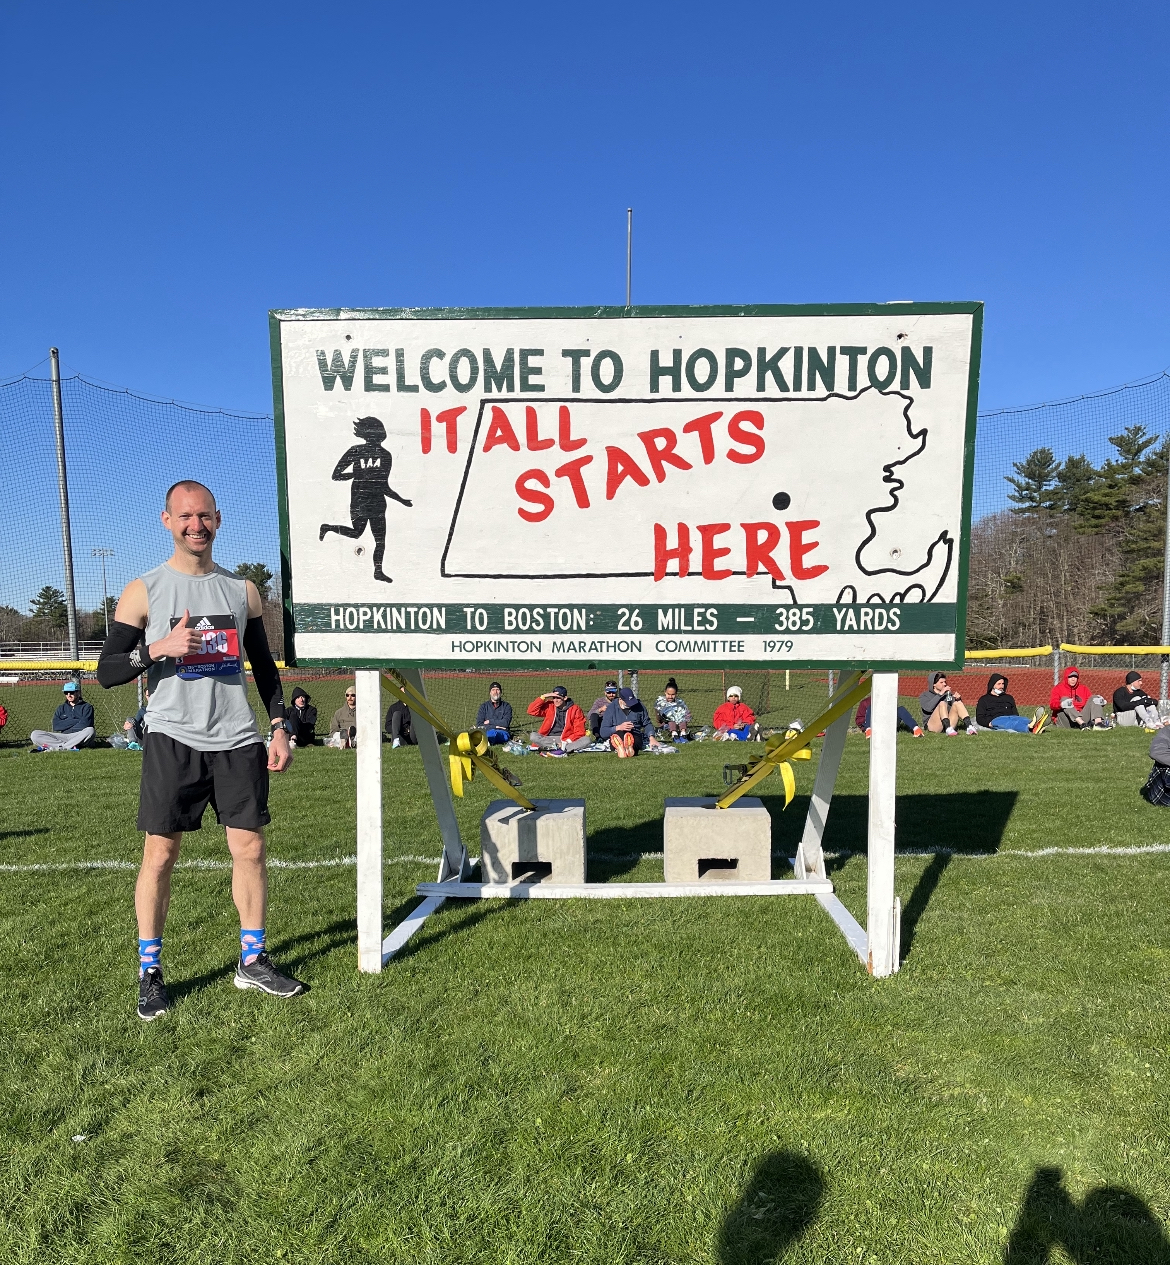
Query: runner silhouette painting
319 417 412 583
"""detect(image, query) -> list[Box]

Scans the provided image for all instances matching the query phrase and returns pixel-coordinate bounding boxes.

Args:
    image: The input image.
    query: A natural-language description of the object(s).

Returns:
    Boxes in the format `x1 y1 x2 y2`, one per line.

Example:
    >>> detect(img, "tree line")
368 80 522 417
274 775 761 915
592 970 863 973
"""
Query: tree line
968 424 1169 649
0 562 279 649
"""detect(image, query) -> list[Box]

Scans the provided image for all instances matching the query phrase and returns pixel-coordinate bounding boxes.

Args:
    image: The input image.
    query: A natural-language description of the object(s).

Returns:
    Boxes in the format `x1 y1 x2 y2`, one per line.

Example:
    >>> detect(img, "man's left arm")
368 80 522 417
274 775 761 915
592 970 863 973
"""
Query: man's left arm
243 581 291 772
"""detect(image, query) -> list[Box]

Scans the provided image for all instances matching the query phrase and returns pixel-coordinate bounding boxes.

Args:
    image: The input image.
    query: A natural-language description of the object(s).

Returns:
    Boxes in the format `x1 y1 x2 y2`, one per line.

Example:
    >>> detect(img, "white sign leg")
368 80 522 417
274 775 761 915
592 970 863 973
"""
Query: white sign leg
866 672 900 977
795 709 849 880
399 667 468 881
356 669 383 973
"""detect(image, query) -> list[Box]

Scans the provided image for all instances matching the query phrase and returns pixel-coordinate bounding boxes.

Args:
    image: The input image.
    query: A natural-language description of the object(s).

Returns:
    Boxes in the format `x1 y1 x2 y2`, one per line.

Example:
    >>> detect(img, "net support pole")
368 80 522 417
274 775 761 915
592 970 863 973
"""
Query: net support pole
356 669 383 973
866 672 900 977
49 348 79 660
1160 460 1170 706
399 667 467 881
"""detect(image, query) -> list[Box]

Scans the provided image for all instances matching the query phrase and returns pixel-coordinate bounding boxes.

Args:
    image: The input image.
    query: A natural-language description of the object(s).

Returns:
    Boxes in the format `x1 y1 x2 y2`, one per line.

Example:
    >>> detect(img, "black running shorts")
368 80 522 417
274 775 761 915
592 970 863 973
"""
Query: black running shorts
138 732 270 833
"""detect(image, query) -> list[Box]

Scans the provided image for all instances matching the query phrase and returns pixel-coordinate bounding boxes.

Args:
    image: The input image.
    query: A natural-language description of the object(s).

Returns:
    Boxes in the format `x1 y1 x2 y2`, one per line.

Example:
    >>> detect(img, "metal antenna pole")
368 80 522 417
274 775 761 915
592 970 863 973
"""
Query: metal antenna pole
626 207 632 307
50 348 79 660
1160 456 1170 706
93 548 114 637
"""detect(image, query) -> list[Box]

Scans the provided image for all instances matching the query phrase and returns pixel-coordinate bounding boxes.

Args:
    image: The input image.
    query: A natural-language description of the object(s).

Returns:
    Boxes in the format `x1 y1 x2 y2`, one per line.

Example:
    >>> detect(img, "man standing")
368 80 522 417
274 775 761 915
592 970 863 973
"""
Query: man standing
97 480 303 1021
29 681 96 750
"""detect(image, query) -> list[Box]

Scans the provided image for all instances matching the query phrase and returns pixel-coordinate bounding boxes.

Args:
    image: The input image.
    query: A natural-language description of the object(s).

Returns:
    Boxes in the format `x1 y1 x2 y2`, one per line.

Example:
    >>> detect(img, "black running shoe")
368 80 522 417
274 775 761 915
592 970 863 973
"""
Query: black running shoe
233 952 305 998
137 967 169 1021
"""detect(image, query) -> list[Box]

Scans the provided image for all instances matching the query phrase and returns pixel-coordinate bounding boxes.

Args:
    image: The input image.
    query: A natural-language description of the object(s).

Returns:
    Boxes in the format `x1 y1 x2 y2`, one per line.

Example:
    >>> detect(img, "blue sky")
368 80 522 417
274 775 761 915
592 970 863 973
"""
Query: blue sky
2 0 1167 416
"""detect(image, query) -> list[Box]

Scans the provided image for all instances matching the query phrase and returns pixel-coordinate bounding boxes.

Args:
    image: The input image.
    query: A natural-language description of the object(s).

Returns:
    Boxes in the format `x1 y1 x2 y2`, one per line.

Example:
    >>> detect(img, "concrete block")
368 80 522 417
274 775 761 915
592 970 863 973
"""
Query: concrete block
480 799 586 885
662 797 772 883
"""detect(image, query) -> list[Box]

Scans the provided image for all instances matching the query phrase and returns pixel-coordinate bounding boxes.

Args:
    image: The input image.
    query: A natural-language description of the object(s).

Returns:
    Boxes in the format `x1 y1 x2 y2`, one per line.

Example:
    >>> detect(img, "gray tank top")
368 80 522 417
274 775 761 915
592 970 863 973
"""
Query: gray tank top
142 562 260 751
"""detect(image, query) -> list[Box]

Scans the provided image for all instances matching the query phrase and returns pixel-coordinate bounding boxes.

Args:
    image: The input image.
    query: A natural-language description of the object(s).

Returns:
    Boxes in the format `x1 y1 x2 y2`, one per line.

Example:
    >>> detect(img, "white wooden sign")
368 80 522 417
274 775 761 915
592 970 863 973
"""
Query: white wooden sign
271 304 981 668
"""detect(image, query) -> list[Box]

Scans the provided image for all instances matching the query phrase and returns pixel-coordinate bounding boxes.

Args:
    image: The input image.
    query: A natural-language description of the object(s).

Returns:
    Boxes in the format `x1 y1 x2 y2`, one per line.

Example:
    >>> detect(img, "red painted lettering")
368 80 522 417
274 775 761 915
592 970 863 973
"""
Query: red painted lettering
515 469 553 522
726 410 765 464
420 407 432 455
558 404 586 452
682 411 723 465
483 405 521 453
437 405 466 454
787 519 828 579
605 445 651 500
698 522 733 580
742 522 786 580
653 523 692 581
638 427 693 483
554 455 593 509
525 405 555 451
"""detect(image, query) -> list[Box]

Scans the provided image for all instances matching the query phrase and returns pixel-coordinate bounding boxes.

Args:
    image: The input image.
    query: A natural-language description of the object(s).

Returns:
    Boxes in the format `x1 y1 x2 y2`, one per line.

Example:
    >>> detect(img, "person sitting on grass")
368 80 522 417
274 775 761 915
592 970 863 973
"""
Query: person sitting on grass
1113 671 1164 729
29 681 97 751
920 672 976 735
654 677 692 741
601 687 665 757
327 687 358 748
1140 725 1170 805
288 687 317 747
527 685 591 753
586 680 619 741
474 682 513 745
855 696 924 737
123 686 151 746
712 685 757 741
975 673 1046 733
384 698 415 748
1049 666 1108 729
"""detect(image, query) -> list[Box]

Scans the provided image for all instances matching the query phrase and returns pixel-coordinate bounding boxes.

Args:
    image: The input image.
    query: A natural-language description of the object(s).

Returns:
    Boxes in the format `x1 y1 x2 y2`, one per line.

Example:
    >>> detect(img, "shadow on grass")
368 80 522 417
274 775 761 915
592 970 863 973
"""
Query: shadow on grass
586 821 665 881
757 790 1017 961
390 895 514 964
1004 1166 1170 1263
0 828 51 841
717 1149 824 1263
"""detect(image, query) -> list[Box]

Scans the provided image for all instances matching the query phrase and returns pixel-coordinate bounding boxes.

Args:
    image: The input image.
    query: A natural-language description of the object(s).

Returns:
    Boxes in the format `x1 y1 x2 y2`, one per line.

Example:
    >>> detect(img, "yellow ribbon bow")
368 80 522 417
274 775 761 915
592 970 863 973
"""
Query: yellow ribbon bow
764 731 813 809
716 671 873 809
381 670 534 810
450 728 489 798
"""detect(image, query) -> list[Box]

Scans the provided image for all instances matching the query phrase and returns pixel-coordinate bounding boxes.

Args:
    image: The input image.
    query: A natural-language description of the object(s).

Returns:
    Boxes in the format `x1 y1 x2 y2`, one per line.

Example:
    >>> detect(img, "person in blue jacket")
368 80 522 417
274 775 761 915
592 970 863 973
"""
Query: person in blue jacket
601 687 664 757
474 682 513 744
30 680 97 751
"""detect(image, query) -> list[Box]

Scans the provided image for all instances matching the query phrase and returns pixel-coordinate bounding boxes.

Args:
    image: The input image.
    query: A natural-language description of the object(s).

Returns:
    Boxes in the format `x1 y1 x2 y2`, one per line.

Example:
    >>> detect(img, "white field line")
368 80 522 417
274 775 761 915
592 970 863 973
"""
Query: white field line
2 843 1170 876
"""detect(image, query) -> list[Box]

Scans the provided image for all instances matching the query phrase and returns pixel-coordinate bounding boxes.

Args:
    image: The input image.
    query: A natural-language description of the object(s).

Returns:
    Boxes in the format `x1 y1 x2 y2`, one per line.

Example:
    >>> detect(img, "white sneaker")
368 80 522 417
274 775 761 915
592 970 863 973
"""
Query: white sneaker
391 738 401 748
966 726 978 736
946 727 958 736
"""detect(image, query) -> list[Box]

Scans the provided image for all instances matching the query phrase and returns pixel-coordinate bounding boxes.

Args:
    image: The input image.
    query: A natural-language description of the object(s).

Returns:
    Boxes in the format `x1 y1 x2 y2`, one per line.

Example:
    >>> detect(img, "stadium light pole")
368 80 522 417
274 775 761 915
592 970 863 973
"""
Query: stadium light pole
626 207 632 307
49 348 79 660
92 548 114 638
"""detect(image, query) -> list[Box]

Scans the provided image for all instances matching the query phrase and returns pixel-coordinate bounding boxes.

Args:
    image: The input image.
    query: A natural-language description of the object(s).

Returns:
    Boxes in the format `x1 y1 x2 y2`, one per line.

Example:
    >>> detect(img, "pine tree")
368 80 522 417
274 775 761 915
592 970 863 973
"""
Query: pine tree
30 585 68 629
1054 454 1099 515
1006 448 1059 514
1087 433 1169 642
233 562 274 600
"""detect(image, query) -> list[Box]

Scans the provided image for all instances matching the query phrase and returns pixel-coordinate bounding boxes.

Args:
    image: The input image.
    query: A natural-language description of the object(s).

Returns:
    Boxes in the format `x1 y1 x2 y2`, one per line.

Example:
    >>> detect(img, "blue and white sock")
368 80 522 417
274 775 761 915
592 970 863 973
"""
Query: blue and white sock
138 936 162 977
240 928 265 966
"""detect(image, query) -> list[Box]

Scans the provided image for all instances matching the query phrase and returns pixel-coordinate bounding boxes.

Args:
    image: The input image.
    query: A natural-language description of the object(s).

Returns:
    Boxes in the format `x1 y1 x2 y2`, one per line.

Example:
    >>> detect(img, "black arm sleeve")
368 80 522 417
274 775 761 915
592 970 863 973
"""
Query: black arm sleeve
243 616 286 721
96 621 152 689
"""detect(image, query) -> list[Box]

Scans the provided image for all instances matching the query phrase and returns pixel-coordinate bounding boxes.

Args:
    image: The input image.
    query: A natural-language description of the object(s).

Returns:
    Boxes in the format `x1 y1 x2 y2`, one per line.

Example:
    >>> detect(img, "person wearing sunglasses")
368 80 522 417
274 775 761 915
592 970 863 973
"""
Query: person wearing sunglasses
587 680 619 741
328 687 359 748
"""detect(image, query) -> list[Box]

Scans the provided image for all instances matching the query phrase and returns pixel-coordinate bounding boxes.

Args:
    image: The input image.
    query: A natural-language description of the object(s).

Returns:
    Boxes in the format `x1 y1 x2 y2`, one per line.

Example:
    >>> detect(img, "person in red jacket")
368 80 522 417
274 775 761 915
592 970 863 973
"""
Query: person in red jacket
527 685 590 752
1049 665 1108 729
712 685 758 740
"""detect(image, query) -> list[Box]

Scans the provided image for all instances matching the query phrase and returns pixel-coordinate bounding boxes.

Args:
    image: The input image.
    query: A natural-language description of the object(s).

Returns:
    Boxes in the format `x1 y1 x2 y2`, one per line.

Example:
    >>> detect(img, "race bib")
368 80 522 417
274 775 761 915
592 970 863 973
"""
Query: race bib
171 614 243 680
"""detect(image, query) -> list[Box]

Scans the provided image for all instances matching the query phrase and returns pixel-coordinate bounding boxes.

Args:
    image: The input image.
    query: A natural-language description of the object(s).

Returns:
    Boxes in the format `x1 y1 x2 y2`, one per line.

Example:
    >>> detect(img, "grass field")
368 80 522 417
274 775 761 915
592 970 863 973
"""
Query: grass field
3 727 1170 1263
